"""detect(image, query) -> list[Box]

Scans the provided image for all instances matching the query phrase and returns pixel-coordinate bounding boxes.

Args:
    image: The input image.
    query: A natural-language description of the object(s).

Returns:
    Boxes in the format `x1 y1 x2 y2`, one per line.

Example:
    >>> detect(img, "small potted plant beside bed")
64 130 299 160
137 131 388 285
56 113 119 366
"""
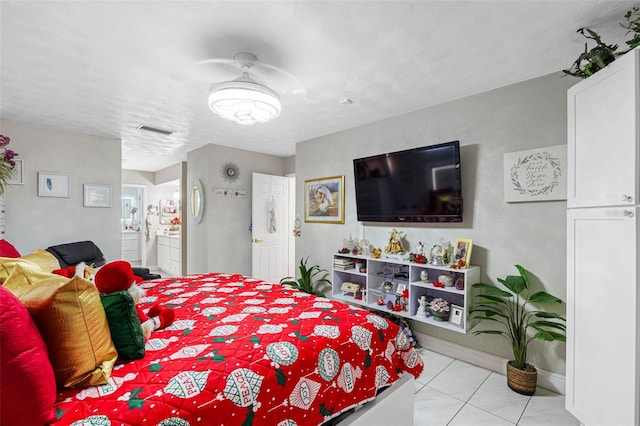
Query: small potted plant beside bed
280 257 331 297
468 265 566 395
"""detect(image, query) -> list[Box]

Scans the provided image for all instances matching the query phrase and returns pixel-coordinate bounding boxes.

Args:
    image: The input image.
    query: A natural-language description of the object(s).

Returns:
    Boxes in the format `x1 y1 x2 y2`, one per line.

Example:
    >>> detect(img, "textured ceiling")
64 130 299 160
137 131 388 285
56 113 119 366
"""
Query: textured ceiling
0 1 636 172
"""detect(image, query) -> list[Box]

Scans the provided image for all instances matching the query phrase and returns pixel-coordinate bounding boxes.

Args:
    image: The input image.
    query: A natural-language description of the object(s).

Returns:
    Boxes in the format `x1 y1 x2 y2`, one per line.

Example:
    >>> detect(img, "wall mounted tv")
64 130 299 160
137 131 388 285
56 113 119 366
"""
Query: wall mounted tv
353 140 463 223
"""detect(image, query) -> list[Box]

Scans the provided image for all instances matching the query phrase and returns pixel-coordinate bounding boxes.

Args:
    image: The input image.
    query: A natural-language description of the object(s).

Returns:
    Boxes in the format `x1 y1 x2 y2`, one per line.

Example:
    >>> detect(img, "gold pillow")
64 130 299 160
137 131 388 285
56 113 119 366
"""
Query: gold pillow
0 249 60 283
4 264 117 388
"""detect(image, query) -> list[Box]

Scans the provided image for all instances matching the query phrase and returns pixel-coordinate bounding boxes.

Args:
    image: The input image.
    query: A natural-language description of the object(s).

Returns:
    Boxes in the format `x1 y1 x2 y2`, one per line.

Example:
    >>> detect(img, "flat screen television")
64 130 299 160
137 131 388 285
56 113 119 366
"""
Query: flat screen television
353 141 463 223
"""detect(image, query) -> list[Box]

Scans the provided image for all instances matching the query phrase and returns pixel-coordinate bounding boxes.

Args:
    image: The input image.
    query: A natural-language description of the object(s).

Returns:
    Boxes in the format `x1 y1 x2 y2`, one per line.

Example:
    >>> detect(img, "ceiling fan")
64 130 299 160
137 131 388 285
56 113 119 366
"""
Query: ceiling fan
190 51 306 124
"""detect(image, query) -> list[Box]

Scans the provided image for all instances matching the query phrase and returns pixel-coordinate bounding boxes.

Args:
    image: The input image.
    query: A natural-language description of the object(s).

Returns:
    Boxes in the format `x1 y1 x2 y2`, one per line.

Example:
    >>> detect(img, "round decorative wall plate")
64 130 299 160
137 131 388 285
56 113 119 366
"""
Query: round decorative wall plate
221 162 240 182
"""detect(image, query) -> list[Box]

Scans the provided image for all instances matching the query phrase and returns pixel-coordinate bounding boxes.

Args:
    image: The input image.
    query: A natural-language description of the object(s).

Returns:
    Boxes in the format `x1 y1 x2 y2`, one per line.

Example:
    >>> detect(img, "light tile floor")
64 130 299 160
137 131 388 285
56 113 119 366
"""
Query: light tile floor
414 349 579 426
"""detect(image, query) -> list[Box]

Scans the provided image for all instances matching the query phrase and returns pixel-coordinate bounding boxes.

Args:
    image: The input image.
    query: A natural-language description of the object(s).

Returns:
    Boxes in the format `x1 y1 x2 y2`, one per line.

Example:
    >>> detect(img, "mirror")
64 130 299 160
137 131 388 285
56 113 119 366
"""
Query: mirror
191 180 204 224
159 199 180 225
122 196 134 222
122 185 143 230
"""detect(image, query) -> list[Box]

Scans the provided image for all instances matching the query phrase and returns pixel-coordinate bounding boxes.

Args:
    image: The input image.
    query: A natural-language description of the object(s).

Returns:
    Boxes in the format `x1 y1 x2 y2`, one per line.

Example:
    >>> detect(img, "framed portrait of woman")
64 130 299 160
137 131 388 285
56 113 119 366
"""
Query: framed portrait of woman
304 176 345 224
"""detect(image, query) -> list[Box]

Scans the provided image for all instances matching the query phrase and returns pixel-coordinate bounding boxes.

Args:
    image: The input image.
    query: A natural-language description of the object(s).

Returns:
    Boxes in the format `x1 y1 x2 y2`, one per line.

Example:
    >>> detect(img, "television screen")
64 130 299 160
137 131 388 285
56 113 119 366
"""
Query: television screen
353 141 463 222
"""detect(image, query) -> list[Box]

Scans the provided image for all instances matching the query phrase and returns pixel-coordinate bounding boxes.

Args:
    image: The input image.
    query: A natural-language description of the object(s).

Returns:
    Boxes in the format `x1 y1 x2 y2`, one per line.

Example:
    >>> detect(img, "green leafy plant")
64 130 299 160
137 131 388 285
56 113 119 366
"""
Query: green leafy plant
468 265 566 371
563 7 640 79
562 28 619 78
621 6 640 50
280 257 331 297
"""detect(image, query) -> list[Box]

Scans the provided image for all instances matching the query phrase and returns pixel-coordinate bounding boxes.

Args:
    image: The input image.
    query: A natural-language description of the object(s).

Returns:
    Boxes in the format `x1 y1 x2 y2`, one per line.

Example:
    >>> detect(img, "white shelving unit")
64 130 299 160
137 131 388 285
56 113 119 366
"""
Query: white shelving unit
332 253 480 333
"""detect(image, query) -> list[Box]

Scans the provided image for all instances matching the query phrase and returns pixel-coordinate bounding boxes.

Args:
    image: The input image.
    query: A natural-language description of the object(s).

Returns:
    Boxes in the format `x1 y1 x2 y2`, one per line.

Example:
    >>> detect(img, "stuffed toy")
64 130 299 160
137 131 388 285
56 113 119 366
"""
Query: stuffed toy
94 261 175 339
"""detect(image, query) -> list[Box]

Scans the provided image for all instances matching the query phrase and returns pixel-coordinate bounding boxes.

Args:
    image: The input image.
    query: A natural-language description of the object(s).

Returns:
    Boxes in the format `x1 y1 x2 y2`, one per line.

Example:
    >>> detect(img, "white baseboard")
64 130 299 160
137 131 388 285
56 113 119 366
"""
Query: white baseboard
415 330 566 395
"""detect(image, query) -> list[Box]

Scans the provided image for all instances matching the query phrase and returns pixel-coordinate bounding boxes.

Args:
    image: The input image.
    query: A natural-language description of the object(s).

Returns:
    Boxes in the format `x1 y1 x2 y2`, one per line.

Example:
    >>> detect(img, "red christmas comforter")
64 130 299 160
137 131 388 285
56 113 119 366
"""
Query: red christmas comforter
55 273 423 425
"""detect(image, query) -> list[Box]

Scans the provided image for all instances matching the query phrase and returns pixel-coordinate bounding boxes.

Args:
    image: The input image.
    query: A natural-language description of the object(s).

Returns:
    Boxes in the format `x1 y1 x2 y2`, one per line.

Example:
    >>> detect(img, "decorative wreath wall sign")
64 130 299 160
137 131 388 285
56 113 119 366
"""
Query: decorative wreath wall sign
221 162 240 183
510 151 562 197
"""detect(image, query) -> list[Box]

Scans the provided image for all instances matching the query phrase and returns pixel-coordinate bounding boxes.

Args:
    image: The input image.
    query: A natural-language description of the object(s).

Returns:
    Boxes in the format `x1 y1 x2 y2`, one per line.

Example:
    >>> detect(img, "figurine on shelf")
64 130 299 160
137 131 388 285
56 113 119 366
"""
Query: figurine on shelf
401 288 409 311
384 228 405 255
440 238 452 265
359 239 371 256
417 241 425 256
417 296 428 318
376 296 385 305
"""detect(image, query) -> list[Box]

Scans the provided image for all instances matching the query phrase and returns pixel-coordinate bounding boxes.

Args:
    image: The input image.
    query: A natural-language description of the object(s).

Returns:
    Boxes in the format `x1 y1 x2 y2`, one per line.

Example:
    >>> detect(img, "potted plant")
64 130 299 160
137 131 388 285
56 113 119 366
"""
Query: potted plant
428 297 450 322
280 257 331 297
563 7 640 79
562 28 619 78
468 265 566 395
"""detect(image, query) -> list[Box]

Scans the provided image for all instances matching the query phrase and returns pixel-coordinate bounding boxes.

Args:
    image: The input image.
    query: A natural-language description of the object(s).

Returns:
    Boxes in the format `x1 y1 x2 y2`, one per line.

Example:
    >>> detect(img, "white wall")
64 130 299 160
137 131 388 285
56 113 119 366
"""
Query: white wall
295 72 574 376
1 121 122 260
187 143 288 275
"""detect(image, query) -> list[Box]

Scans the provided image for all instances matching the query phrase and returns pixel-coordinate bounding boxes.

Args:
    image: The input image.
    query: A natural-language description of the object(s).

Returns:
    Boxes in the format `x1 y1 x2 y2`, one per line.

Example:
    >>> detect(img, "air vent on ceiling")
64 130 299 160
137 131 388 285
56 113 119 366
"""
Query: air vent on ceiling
136 125 175 136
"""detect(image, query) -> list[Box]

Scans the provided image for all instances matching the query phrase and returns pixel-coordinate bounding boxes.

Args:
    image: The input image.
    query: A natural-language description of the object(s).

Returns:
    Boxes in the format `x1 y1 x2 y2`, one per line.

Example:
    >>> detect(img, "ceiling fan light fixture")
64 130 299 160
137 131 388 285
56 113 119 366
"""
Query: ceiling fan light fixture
208 76 281 125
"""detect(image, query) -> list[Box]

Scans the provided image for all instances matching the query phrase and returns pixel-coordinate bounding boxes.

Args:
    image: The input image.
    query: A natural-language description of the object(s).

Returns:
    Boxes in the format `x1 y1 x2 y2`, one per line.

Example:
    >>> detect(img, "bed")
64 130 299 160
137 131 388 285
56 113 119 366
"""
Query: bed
53 272 424 425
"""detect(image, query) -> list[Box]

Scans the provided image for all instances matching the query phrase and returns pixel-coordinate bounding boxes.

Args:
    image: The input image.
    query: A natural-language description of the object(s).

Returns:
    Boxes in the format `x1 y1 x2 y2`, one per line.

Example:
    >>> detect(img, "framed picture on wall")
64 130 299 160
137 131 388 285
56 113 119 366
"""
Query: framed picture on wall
8 159 24 185
304 175 345 224
84 184 112 208
38 172 70 198
504 145 567 202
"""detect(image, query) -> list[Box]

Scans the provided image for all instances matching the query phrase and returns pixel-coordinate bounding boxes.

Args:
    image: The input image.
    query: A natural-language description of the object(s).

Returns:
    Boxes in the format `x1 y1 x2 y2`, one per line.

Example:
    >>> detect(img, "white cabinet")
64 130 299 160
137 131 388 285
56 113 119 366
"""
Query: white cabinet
566 207 638 426
121 232 140 263
567 47 639 208
332 253 479 333
157 235 181 276
566 47 639 426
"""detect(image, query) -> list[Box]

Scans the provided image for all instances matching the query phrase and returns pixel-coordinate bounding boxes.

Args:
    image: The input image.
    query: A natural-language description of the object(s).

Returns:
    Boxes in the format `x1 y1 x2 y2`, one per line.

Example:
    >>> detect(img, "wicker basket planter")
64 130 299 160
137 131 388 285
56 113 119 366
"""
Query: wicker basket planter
506 361 537 396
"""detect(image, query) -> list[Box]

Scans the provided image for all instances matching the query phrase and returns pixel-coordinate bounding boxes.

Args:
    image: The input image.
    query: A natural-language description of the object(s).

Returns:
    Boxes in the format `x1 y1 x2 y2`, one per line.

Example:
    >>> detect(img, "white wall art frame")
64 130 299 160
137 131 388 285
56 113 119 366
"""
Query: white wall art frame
38 171 70 198
504 144 567 202
84 184 112 208
8 159 24 185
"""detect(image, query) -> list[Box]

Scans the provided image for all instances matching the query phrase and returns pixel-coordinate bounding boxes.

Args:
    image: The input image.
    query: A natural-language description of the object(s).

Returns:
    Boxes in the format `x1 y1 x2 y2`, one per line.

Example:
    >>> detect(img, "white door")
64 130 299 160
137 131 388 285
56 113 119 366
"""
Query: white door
251 173 292 283
566 206 638 425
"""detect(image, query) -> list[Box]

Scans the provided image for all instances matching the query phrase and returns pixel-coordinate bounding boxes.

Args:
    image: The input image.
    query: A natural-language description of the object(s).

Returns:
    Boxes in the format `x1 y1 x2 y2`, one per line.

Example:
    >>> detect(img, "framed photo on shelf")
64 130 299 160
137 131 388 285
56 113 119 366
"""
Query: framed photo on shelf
38 172 70 198
304 175 345 224
449 304 464 327
8 159 24 185
83 184 111 208
395 283 407 295
454 238 473 267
